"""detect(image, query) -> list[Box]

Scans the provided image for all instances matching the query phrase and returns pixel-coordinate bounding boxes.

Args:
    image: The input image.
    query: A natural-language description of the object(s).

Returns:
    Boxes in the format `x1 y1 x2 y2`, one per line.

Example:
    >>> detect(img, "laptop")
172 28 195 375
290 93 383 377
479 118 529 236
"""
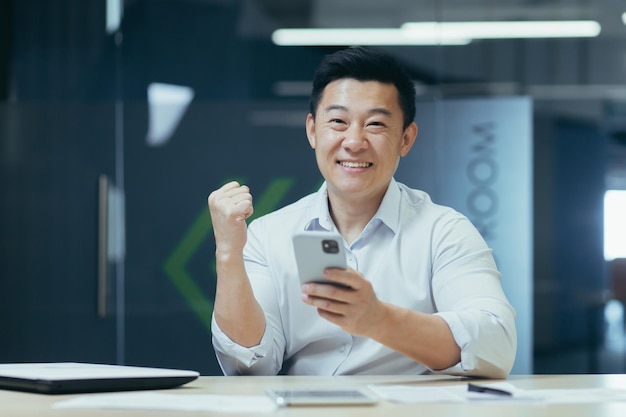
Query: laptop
0 362 199 395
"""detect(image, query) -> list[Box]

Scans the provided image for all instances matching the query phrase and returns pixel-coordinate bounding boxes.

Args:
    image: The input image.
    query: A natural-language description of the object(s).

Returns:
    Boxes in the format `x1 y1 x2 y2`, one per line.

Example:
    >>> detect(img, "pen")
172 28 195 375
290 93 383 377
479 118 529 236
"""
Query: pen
467 383 513 397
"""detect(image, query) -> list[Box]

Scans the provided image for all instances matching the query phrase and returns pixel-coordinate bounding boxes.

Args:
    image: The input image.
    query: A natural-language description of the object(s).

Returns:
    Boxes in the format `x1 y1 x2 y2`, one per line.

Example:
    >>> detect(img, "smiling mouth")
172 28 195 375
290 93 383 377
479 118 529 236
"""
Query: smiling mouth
338 161 372 168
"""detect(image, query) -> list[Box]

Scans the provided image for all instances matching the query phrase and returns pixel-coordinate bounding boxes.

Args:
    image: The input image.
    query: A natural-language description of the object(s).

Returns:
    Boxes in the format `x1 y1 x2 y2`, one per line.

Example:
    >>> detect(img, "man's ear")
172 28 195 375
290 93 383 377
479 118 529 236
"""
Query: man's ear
400 122 418 157
305 113 316 149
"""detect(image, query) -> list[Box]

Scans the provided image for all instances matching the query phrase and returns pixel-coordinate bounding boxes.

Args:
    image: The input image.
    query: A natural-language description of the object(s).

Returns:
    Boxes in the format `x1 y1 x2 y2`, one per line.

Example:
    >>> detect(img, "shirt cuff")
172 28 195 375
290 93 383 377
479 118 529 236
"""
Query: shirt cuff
433 312 474 373
211 315 270 369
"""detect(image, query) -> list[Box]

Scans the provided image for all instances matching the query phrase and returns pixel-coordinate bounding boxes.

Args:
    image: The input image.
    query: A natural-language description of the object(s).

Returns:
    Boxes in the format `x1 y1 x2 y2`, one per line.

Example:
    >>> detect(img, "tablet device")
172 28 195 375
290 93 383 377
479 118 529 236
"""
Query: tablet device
266 388 378 406
0 362 199 395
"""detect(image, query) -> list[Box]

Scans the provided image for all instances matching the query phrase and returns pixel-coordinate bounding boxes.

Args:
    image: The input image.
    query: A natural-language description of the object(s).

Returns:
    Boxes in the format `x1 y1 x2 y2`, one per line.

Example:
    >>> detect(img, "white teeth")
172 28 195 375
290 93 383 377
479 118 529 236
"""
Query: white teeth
340 161 371 168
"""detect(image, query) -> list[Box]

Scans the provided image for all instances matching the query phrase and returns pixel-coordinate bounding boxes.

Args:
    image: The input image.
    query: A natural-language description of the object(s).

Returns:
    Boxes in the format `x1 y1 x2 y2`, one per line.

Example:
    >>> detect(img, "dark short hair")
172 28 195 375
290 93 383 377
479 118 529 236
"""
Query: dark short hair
309 46 416 129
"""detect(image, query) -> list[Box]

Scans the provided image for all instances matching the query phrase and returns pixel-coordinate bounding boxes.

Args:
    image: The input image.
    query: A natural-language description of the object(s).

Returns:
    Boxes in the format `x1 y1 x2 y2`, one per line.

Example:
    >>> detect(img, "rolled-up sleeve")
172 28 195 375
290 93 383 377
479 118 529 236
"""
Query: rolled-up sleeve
211 218 287 376
435 307 517 378
211 315 276 375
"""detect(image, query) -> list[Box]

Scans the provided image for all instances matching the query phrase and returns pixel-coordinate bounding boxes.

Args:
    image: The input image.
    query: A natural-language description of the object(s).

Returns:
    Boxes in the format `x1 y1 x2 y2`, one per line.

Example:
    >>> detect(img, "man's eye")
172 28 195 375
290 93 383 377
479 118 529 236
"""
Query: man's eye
368 121 385 127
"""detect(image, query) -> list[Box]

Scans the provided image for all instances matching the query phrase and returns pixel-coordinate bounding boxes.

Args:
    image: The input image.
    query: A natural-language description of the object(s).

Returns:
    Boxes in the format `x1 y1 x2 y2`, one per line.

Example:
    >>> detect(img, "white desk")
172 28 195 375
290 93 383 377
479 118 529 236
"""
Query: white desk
3 374 626 416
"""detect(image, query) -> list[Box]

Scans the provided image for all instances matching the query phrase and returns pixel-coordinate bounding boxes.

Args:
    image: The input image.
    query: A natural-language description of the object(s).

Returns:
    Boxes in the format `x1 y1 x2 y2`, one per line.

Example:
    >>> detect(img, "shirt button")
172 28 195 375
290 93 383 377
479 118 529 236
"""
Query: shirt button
339 344 346 353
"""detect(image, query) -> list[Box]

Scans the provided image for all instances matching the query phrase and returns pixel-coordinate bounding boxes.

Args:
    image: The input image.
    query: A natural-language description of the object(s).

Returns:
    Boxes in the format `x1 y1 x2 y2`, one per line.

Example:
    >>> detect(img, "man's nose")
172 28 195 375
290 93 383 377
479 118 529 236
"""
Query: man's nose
342 125 369 152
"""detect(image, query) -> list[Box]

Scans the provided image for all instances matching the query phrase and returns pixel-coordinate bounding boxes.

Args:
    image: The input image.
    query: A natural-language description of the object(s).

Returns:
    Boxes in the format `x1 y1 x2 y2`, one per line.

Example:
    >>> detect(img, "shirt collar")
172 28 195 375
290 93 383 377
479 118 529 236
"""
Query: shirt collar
303 178 401 235
303 182 334 232
373 177 401 234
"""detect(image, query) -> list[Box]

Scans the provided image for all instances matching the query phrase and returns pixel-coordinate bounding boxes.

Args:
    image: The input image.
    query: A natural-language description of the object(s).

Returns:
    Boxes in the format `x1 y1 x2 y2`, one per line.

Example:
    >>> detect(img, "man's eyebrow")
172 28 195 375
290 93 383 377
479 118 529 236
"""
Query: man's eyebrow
323 104 348 113
369 107 392 117
323 105 393 117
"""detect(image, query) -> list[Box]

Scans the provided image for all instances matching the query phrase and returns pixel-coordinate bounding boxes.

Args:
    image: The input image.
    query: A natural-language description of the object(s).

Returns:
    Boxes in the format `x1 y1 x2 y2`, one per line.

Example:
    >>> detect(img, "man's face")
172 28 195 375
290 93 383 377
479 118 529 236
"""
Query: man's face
306 78 417 204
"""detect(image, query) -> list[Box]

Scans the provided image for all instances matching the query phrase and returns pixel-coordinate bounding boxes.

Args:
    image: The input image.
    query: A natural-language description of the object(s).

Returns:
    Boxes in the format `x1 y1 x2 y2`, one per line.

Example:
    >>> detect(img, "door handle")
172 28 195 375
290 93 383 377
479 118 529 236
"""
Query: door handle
98 175 110 318
98 174 126 318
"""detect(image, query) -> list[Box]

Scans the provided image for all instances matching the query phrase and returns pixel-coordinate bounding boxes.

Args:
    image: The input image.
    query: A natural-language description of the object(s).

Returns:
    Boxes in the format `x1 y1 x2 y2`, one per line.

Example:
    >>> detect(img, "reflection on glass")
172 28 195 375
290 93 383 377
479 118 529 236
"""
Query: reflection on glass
146 83 195 147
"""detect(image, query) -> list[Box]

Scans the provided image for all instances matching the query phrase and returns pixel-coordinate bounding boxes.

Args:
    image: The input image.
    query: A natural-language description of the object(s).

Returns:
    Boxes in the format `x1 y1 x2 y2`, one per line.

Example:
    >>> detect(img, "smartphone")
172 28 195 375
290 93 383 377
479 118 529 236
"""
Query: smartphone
292 231 348 287
265 388 378 407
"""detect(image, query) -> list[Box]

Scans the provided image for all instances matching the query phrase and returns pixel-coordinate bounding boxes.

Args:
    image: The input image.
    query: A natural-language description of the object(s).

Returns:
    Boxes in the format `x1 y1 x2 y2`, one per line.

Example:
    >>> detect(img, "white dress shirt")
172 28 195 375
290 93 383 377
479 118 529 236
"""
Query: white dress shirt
211 178 517 377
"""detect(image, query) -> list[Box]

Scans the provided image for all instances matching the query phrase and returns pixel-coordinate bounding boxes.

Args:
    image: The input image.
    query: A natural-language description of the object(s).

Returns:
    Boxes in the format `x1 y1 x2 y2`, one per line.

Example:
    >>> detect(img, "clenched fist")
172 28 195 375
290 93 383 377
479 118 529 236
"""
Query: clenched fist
207 181 254 256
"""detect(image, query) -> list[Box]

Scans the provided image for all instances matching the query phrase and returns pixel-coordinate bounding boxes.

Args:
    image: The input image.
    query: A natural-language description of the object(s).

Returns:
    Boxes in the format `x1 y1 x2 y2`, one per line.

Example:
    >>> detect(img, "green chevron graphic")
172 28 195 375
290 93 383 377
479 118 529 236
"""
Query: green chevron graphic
163 177 296 332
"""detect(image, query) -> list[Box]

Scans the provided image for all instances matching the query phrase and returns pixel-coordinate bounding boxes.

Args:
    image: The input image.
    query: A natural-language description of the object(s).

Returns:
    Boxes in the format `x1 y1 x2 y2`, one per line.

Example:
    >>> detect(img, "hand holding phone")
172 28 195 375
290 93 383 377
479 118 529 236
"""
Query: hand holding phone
292 231 348 287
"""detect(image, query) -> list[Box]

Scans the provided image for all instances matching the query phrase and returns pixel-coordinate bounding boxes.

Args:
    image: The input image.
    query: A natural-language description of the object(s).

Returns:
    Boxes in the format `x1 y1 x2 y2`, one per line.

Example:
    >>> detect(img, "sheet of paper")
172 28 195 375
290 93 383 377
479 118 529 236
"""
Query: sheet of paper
368 385 467 403
368 382 626 404
529 388 626 404
52 392 278 413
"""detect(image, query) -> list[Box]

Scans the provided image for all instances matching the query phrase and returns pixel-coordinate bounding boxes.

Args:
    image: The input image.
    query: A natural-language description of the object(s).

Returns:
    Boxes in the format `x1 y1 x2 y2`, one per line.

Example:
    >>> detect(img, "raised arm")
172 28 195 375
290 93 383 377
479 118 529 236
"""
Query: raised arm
208 181 265 346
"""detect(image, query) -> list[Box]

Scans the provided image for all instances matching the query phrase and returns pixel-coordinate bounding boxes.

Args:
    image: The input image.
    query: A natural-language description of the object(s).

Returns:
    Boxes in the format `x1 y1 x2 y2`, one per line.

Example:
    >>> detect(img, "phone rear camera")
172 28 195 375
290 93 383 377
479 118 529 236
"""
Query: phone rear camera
322 239 340 254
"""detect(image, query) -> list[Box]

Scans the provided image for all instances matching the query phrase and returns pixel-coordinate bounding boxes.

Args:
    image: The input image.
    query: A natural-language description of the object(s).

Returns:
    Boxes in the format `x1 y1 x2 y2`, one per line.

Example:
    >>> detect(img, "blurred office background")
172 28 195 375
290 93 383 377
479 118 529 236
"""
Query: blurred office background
1 0 626 375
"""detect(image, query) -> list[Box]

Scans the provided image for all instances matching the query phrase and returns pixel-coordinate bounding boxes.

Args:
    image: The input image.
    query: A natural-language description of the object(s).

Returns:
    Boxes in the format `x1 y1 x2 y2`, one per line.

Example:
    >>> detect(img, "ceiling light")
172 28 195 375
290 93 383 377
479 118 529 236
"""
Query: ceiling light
271 21 600 47
401 21 601 39
622 13 626 26
271 28 470 46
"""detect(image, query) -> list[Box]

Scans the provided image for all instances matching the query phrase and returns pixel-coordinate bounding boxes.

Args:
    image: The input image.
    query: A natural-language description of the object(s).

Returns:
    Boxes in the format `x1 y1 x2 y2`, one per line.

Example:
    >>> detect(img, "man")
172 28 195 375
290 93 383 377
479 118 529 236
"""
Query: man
208 46 516 377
